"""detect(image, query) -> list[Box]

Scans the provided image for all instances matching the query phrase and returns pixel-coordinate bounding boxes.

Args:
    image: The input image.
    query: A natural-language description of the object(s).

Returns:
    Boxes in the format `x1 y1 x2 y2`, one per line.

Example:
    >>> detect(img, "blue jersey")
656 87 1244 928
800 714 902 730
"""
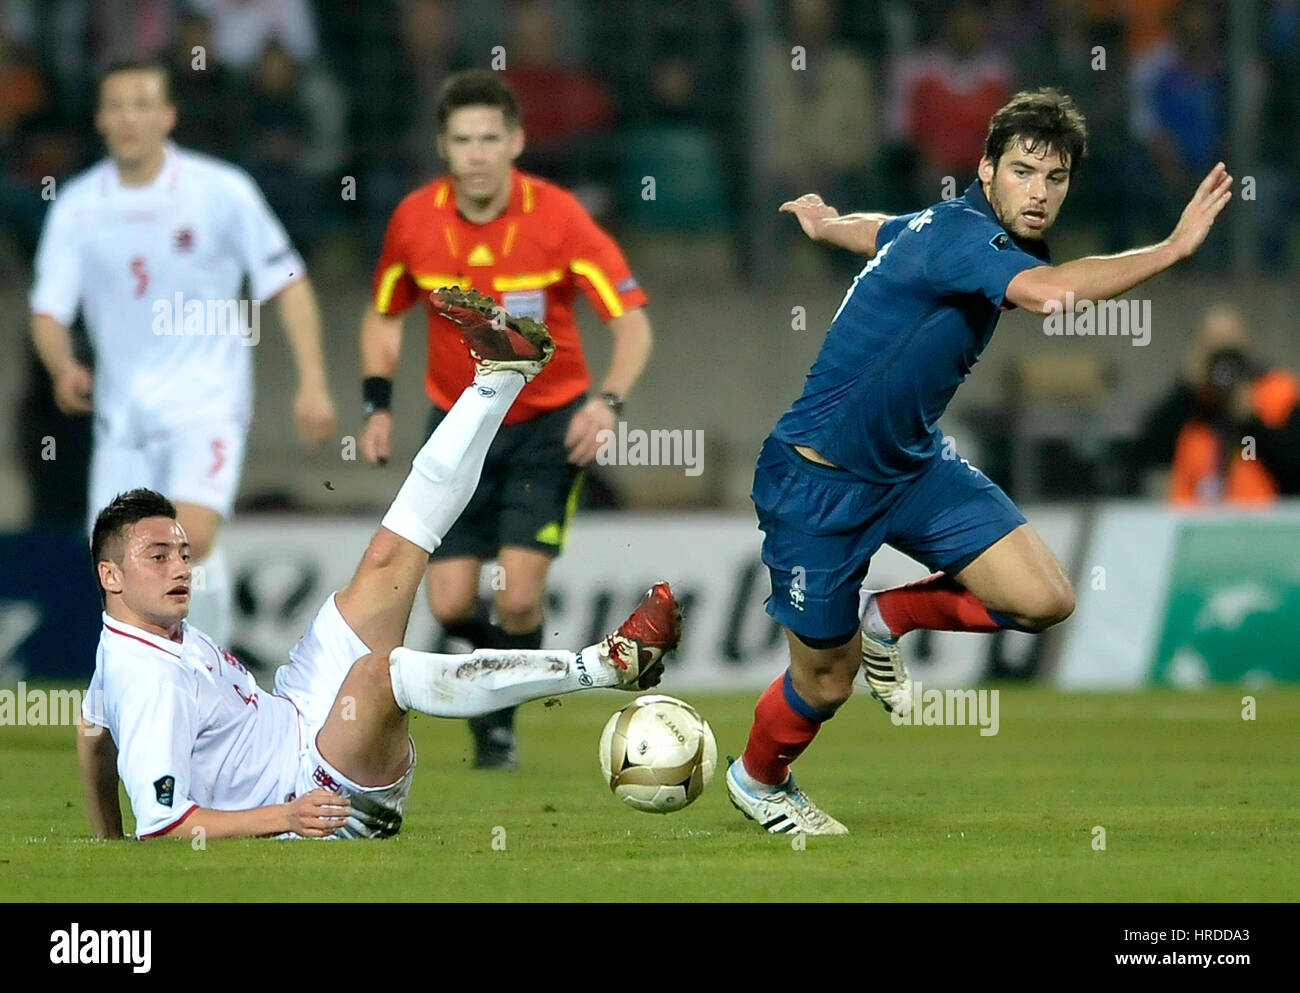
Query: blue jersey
771 180 1050 481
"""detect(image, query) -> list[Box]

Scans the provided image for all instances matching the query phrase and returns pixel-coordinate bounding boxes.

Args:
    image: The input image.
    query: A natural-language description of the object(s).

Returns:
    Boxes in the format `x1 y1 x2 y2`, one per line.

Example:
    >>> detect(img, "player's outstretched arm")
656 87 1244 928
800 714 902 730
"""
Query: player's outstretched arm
273 277 337 450
780 194 893 256
76 716 124 839
153 790 352 840
1006 163 1233 315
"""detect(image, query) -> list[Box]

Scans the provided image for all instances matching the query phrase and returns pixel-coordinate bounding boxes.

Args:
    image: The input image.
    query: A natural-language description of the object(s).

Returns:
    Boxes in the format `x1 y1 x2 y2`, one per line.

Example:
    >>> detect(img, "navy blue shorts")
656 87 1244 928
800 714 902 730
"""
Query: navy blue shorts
751 438 1026 642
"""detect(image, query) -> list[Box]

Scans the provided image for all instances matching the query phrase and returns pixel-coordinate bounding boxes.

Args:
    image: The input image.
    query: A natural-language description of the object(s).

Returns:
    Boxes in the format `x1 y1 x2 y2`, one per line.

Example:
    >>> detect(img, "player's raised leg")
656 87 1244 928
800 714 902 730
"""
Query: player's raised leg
333 373 525 657
334 289 555 655
854 454 1073 711
308 292 681 792
947 524 1075 630
314 581 682 790
856 517 1074 712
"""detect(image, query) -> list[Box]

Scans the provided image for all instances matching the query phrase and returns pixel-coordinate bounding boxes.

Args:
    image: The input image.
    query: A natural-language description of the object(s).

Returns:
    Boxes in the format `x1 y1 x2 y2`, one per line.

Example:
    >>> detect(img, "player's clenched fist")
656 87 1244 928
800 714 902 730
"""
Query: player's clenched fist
284 789 351 837
779 193 840 242
53 362 94 415
294 384 338 451
565 397 616 465
360 409 394 465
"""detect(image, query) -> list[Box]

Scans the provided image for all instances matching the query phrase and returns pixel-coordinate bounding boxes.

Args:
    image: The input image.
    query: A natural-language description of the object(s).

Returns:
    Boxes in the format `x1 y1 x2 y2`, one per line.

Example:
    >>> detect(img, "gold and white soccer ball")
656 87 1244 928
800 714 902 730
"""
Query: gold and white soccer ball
598 694 717 813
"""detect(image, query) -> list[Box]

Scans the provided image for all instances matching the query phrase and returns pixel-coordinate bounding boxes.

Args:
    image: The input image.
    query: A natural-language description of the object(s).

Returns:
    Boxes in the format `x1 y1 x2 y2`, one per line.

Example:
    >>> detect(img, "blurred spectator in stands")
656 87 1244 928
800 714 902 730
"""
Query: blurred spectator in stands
0 21 43 151
345 0 458 261
90 0 173 65
618 39 727 229
1016 0 1134 251
767 0 874 213
1 1 91 128
0 21 51 252
188 0 318 73
1130 0 1227 256
1106 0 1184 57
885 0 1012 202
167 11 245 158
191 0 346 192
1 14 92 524
504 0 615 193
396 0 457 182
242 39 313 249
1257 0 1298 273
1135 304 1300 504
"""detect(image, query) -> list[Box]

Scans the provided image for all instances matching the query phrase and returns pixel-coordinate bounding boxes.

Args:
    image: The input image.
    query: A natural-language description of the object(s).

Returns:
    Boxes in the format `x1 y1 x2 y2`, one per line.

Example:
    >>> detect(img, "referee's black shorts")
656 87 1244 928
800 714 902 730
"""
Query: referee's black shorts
425 394 586 561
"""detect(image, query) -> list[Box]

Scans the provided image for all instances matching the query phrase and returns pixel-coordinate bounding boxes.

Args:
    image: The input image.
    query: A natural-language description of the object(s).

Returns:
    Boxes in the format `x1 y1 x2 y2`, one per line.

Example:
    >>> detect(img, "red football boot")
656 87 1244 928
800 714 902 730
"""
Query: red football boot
599 582 684 690
430 286 555 380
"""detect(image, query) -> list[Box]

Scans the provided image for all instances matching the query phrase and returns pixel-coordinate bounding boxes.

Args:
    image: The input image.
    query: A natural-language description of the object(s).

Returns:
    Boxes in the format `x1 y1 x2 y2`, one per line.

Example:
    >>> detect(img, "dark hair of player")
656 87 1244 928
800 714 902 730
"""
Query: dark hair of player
91 488 179 573
435 69 521 131
984 87 1088 174
99 59 172 104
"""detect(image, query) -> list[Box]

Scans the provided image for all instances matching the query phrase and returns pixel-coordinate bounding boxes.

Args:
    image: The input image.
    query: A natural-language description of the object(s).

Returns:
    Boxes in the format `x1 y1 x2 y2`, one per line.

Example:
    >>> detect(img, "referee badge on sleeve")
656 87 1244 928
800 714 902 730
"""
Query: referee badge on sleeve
154 775 176 807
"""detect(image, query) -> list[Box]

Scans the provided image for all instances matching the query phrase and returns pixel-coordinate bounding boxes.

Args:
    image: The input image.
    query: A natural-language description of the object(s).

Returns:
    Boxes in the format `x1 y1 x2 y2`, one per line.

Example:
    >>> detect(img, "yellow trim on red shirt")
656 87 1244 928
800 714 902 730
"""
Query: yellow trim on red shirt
414 273 473 291
374 263 408 313
521 178 534 213
434 183 449 208
570 258 624 318
493 269 565 292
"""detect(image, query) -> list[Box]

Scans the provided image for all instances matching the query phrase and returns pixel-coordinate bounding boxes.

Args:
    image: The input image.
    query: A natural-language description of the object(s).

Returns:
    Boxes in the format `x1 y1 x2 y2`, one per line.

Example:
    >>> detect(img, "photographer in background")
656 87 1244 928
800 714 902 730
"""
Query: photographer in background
1135 304 1300 505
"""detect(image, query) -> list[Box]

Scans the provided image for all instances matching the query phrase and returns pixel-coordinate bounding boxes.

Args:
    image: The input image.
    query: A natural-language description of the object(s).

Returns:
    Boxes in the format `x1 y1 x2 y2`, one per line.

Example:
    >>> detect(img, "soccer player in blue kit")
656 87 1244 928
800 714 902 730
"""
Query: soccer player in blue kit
727 88 1234 834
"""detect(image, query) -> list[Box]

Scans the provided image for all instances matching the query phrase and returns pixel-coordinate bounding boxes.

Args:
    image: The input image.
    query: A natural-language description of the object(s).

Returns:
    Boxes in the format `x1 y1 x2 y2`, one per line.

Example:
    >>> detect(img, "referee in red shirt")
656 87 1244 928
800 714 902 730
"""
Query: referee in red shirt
358 70 653 767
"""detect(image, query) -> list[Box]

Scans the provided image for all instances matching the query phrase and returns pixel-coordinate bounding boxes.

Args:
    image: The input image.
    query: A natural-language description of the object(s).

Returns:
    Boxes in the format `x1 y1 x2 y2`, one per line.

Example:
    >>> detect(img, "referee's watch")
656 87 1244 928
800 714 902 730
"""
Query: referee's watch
600 392 624 417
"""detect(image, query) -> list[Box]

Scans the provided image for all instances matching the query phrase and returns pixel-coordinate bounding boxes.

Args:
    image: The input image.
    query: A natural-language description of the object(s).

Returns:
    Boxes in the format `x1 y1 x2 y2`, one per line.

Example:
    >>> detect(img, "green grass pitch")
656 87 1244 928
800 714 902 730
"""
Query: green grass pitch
2 685 1297 902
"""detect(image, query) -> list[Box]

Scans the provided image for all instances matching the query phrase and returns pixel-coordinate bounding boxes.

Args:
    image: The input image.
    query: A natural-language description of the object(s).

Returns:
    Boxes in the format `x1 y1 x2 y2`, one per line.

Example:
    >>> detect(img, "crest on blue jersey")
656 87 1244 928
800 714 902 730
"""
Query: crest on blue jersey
989 232 1013 250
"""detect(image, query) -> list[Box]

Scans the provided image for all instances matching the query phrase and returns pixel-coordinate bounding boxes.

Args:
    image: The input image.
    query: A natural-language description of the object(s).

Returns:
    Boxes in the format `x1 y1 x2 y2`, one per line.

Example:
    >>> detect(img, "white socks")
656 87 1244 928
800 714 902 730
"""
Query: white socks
378 369 621 718
380 371 524 553
187 545 231 646
858 590 896 643
388 645 615 717
731 756 788 796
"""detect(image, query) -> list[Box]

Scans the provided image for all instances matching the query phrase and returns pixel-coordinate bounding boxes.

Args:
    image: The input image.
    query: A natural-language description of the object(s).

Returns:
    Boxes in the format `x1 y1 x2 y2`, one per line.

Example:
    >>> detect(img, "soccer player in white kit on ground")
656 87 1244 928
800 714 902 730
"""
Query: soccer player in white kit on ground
76 291 683 840
29 61 337 645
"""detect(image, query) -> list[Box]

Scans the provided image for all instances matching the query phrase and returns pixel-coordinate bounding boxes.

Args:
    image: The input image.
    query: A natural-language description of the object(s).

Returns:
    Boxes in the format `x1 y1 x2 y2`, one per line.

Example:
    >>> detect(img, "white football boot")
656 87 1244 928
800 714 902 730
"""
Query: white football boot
860 628 913 717
726 760 849 835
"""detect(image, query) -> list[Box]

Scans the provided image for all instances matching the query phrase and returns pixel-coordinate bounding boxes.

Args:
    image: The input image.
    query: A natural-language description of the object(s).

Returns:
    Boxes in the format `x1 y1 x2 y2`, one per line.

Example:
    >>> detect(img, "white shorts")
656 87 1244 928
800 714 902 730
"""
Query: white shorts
88 413 248 528
276 594 416 839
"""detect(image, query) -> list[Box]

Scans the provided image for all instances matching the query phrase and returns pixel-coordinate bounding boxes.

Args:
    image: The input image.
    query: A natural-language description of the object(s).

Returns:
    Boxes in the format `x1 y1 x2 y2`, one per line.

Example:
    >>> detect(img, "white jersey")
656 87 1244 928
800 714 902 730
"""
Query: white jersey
82 613 302 839
30 143 303 429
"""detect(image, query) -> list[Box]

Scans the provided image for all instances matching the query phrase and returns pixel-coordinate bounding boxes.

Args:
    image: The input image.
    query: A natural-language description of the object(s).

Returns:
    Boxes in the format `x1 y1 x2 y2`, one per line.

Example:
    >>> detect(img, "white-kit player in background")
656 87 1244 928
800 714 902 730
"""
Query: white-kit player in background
29 60 337 644
76 291 683 840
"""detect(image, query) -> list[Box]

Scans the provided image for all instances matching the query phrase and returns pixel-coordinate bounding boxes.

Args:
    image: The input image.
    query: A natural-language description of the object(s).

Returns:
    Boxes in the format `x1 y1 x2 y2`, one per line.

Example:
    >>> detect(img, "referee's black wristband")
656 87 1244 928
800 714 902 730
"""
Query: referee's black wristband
362 376 393 416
